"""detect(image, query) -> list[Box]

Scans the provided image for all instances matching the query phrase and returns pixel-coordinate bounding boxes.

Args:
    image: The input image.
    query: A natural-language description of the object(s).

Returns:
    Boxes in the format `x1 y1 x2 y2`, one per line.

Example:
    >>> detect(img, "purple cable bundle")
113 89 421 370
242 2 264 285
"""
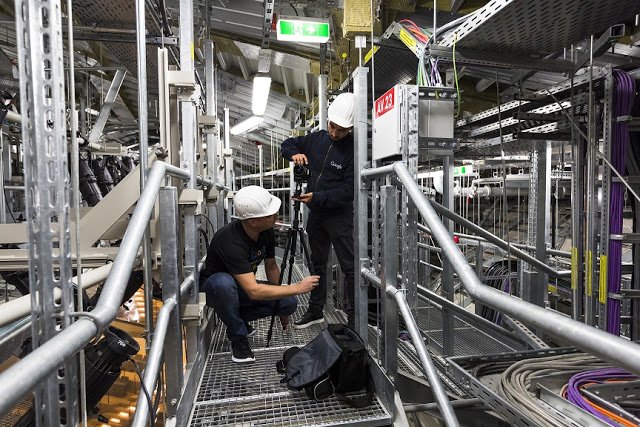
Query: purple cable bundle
565 367 636 425
607 70 636 335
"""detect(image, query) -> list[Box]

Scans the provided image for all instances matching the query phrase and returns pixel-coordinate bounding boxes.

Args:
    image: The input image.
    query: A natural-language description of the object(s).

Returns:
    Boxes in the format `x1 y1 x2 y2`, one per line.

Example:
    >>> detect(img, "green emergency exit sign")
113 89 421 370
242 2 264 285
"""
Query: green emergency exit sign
277 17 330 43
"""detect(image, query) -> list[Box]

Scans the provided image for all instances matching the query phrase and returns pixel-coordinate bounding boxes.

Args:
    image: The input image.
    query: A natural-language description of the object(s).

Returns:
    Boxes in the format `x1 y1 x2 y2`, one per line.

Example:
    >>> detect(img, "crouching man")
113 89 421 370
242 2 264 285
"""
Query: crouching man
200 185 319 363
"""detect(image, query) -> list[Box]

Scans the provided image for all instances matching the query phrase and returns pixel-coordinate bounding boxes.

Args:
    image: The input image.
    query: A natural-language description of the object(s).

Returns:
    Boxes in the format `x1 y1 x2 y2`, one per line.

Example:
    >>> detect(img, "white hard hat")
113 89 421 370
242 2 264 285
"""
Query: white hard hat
234 185 282 219
328 92 355 128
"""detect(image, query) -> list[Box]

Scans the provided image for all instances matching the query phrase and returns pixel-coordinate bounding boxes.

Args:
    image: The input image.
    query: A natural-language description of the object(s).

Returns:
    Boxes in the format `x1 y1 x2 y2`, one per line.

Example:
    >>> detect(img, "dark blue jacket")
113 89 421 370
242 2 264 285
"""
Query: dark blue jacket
281 130 354 216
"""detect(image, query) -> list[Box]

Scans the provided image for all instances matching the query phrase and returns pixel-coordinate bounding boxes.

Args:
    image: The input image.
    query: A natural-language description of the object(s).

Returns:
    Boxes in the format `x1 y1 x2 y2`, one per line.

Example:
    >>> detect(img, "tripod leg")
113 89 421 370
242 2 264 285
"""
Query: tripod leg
267 228 297 347
298 229 313 268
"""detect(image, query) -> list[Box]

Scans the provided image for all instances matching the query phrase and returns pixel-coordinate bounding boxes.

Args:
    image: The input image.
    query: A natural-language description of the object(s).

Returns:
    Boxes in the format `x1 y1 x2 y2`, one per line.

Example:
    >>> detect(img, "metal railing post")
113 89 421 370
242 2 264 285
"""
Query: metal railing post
362 269 460 427
160 187 184 416
442 155 455 356
381 186 398 383
353 66 369 339
179 0 200 366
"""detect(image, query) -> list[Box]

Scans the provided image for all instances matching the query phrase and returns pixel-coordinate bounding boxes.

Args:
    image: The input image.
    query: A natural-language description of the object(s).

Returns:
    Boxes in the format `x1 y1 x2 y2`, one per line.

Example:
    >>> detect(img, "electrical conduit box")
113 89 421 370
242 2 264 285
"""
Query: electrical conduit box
373 84 457 160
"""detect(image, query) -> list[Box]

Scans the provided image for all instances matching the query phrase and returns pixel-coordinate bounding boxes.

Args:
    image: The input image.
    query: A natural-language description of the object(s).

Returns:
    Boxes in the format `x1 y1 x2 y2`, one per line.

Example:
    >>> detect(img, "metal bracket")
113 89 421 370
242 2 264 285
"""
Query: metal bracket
181 303 201 322
419 137 459 151
199 114 218 134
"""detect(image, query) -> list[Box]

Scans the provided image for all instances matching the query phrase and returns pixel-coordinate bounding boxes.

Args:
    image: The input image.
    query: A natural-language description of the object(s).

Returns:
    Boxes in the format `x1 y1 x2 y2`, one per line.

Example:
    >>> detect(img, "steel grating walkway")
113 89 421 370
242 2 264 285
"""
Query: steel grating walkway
191 304 391 426
190 259 527 424
189 262 391 426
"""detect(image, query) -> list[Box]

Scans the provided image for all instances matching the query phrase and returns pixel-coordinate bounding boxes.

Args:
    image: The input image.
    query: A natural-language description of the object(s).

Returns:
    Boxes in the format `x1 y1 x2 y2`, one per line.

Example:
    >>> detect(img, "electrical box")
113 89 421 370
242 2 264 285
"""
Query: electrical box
373 84 457 161
418 99 454 139
372 85 403 161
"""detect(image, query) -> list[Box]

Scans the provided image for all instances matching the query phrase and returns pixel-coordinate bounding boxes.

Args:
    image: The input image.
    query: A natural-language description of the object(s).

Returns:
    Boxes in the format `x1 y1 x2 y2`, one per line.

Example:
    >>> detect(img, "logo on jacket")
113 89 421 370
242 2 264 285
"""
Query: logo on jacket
330 161 343 170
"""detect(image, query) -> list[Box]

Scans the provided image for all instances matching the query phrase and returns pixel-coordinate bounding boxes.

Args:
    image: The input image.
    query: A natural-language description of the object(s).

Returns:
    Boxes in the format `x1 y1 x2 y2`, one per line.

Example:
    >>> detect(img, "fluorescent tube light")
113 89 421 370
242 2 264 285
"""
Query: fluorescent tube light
252 75 271 116
230 115 264 135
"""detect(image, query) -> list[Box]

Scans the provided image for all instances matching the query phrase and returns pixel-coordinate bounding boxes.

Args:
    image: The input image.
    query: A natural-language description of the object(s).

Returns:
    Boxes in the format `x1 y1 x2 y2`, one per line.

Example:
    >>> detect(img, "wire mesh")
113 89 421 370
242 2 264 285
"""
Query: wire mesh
190 391 389 426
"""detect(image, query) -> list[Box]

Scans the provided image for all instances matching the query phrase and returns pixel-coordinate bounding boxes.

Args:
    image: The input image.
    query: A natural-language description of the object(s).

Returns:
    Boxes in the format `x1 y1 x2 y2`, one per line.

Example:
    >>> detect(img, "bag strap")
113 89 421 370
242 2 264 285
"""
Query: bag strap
276 346 300 374
336 375 375 408
310 375 334 401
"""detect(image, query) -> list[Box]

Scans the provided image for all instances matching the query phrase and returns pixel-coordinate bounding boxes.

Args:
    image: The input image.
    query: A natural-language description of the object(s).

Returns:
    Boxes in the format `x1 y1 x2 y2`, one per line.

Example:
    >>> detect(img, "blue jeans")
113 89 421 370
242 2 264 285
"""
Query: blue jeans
202 272 297 342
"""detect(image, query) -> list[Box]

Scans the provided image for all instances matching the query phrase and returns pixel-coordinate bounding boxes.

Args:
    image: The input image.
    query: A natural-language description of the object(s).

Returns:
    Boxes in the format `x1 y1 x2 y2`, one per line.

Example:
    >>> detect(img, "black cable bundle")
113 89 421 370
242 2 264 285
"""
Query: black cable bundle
479 260 516 324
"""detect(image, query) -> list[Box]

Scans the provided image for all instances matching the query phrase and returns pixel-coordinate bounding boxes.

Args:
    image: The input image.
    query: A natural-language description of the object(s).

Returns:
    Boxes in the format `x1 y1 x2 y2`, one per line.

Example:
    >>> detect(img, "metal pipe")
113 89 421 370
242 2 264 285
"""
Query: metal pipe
427 199 570 278
0 161 188 414
362 163 397 179
418 242 443 254
318 74 328 131
393 161 640 376
0 316 31 347
418 224 572 259
132 258 204 426
136 0 154 350
131 297 176 427
180 260 205 296
5 111 21 124
365 270 459 427
0 262 116 328
0 131 5 224
403 398 482 414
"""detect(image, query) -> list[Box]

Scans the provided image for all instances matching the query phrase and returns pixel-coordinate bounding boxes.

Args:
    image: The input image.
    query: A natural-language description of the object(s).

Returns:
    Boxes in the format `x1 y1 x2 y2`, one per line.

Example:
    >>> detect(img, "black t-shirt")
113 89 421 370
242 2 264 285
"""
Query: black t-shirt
201 220 276 282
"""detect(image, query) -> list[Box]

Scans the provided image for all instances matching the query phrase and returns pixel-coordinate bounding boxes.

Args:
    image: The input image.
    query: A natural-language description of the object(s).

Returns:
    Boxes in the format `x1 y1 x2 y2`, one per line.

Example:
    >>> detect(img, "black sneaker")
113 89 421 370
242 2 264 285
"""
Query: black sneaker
231 338 255 363
245 322 257 337
347 313 355 330
293 310 324 329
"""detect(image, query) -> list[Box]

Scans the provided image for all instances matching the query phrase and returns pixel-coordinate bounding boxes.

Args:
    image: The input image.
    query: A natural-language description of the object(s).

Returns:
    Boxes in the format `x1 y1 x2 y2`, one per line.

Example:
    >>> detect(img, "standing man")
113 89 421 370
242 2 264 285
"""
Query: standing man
280 92 356 329
200 185 319 363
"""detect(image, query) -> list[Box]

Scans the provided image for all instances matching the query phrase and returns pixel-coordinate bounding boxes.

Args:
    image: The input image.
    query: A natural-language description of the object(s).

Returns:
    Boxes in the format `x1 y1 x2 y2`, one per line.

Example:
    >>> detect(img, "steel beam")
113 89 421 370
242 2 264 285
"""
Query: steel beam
281 67 294 96
87 69 127 144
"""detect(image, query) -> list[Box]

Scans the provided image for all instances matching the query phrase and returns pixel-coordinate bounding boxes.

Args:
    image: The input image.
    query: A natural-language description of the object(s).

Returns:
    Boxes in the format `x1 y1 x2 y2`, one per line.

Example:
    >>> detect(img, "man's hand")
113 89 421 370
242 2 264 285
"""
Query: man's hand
291 154 308 165
292 192 313 204
297 275 320 293
279 314 290 330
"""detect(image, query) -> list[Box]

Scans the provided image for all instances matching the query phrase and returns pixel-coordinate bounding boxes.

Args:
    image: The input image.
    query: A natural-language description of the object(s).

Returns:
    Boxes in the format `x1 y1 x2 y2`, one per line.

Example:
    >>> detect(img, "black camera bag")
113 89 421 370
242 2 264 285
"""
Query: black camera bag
277 324 374 408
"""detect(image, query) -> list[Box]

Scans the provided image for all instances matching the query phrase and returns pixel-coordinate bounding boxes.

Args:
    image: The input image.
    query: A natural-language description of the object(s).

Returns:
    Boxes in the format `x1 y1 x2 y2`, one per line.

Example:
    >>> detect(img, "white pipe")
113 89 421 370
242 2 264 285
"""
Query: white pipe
0 262 116 327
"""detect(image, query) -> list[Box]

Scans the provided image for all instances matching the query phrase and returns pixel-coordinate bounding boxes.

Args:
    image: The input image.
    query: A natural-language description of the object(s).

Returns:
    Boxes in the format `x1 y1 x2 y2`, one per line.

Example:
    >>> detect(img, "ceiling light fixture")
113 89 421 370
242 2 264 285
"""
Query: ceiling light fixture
230 115 264 135
252 74 271 116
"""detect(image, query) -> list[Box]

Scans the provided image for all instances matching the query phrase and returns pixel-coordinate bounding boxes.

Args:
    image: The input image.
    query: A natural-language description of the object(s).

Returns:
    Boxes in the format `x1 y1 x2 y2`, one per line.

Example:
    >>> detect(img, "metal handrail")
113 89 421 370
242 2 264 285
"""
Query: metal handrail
131 260 205 427
0 262 117 328
0 160 190 414
389 161 640 376
417 224 572 259
362 269 460 427
424 201 571 278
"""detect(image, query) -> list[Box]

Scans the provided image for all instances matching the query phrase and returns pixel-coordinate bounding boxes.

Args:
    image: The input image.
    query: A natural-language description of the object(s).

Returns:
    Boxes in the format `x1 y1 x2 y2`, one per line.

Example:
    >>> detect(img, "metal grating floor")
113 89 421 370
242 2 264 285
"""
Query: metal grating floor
191 261 391 426
414 305 520 357
191 257 528 424
190 389 389 427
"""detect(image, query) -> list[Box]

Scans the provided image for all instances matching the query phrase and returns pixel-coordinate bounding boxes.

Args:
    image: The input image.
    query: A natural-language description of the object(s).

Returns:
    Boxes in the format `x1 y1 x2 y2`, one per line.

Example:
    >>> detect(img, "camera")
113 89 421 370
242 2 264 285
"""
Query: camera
293 164 310 183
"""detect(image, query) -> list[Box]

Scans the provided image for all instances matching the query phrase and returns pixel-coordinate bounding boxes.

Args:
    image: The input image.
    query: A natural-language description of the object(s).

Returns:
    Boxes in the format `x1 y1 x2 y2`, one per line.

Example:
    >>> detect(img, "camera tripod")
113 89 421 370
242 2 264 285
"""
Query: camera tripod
266 182 312 347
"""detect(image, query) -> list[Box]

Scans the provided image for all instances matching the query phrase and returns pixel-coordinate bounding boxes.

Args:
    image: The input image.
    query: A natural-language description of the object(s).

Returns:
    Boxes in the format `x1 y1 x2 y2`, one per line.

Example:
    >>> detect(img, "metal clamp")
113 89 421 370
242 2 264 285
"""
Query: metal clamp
67 311 107 341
